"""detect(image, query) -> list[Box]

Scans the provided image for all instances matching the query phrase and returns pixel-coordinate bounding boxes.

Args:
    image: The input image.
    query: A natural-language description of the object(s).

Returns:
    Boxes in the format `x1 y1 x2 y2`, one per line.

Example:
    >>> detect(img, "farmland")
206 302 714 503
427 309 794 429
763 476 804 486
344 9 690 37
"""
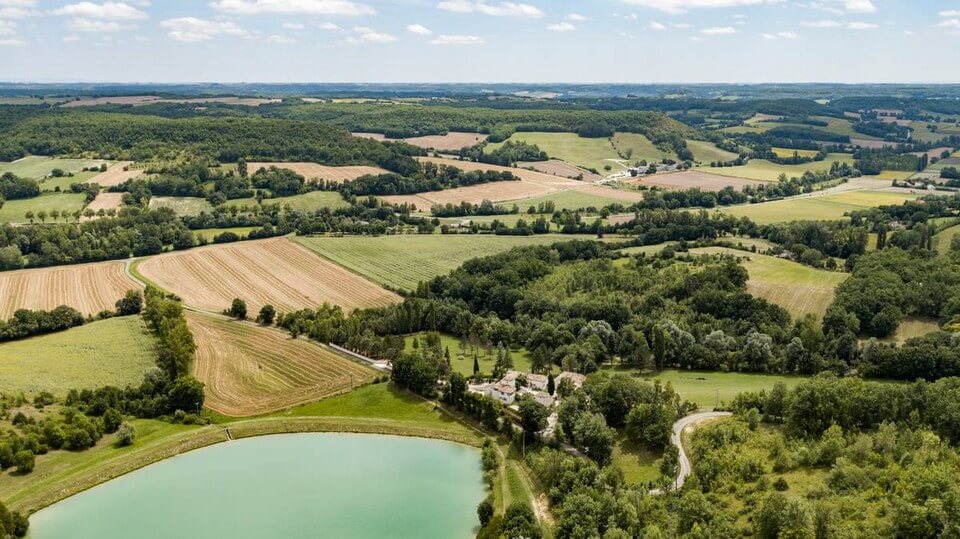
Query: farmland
187 312 376 416
772 147 820 159
517 159 600 181
691 246 848 319
488 132 626 173
0 316 156 396
148 196 214 217
294 234 568 291
246 162 389 183
934 224 959 254
711 188 921 224
136 237 400 313
0 193 88 224
635 170 763 191
261 191 350 211
0 156 105 179
0 260 141 318
686 140 739 163
89 162 143 187
610 133 675 162
192 227 259 241
401 332 534 377
402 132 486 151
705 153 855 182
507 188 636 211
37 171 98 192
83 192 124 215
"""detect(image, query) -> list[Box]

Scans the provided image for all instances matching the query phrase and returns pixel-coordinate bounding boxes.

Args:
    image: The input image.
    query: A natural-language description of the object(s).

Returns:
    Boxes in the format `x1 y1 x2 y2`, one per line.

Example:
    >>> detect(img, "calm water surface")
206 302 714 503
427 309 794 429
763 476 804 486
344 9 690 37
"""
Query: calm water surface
28 433 485 539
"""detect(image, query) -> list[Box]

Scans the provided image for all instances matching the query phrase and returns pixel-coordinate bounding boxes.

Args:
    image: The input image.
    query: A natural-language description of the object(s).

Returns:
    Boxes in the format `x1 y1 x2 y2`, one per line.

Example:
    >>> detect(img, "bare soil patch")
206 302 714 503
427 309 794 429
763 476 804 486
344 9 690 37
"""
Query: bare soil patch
187 312 376 417
0 261 142 318
633 170 765 192
246 162 389 183
402 132 486 151
137 237 400 313
89 162 143 187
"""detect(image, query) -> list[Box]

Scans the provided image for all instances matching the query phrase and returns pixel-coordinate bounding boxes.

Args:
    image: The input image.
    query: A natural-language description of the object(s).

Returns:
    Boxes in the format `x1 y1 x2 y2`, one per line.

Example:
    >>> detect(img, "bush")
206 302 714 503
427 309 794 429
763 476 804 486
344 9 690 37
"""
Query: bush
229 298 247 320
774 477 789 491
13 450 34 474
116 422 136 447
115 290 143 316
256 304 276 325
477 497 494 527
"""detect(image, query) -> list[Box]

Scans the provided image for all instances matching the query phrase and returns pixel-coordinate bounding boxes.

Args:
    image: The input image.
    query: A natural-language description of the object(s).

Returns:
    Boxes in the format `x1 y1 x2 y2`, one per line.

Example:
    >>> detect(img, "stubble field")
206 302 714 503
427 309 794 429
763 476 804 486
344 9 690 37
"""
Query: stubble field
246 162 389 183
0 260 142 318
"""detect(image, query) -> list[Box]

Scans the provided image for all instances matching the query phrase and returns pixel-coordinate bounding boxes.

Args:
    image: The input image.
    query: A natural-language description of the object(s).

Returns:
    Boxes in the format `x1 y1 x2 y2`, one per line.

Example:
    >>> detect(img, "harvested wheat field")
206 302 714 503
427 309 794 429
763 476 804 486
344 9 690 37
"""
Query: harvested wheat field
518 160 601 181
187 312 376 416
246 162 389 183
136 238 400 313
382 156 580 208
0 261 142 319
83 192 124 217
637 170 764 192
89 162 143 187
402 132 486 151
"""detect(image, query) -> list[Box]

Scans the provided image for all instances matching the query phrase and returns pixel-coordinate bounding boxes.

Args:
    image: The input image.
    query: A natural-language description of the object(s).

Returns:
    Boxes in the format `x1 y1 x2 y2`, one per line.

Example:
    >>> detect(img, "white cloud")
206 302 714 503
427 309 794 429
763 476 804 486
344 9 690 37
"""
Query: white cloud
940 10 960 18
429 34 483 45
0 19 15 35
938 18 960 29
160 17 247 42
62 34 81 41
648 21 667 31
265 33 294 43
846 21 877 30
211 0 375 16
406 23 432 35
437 1 544 18
349 27 397 43
762 30 798 39
0 37 25 45
53 2 148 20
547 22 574 31
620 0 773 15
67 18 125 31
567 13 586 21
317 22 339 30
282 22 304 30
0 0 39 18
843 0 874 13
903 29 914 35
801 19 842 27
701 25 736 35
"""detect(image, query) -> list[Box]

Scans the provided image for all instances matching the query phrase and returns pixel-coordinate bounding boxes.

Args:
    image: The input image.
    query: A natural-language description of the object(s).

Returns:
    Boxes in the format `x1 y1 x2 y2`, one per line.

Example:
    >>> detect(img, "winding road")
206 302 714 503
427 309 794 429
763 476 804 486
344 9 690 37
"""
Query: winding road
652 411 732 494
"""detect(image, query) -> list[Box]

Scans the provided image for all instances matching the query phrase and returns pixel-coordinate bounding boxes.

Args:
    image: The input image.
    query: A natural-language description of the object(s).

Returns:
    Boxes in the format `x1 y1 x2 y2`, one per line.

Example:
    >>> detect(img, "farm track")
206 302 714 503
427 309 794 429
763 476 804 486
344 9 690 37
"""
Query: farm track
0 260 142 318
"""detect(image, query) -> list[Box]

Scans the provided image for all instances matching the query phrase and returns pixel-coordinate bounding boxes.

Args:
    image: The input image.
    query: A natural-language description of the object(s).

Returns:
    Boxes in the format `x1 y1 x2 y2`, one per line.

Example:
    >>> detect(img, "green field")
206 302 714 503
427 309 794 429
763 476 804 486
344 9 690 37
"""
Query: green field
148 196 214 216
488 132 624 173
0 193 88 224
509 189 631 211
772 147 819 159
602 367 807 409
402 332 534 377
687 140 739 163
0 156 106 179
37 171 100 192
692 246 848 319
294 234 567 291
611 133 675 162
0 317 157 396
264 191 350 211
192 227 259 241
934 224 960 254
711 189 921 224
704 153 855 182
875 317 941 345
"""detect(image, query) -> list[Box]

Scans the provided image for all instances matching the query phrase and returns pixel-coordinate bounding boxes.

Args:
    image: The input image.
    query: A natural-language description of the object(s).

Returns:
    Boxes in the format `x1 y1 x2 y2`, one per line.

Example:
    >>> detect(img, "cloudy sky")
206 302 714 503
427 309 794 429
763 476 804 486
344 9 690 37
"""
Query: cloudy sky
1 0 958 83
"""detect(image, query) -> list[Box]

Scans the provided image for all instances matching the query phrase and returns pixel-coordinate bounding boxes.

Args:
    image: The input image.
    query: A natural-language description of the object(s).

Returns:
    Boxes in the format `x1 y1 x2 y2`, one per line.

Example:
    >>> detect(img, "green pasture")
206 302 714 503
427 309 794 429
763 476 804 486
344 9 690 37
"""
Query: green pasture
0 193 88 224
0 156 106 179
687 140 739 163
704 153 854 182
710 189 920 224
402 332 534 377
148 196 214 217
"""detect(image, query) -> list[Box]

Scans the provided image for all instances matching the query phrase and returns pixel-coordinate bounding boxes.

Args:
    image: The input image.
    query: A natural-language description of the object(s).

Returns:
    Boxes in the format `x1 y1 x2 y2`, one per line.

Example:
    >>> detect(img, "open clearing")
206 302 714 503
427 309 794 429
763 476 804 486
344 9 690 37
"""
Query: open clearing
711 189 921 224
89 162 144 187
0 316 156 396
687 140 739 163
488 132 622 173
187 312 376 417
246 162 389 183
137 237 400 313
401 132 486 151
37 171 98 192
604 367 806 409
876 317 941 345
704 153 855 182
934 225 959 254
692 247 847 319
517 159 601 181
611 133 675 162
261 191 350 211
0 260 140 318
295 234 567 291
772 148 820 159
636 170 764 192
0 156 106 179
382 157 579 208
510 189 637 211
83 192 124 216
0 193 88 224
148 196 214 216
402 332 534 377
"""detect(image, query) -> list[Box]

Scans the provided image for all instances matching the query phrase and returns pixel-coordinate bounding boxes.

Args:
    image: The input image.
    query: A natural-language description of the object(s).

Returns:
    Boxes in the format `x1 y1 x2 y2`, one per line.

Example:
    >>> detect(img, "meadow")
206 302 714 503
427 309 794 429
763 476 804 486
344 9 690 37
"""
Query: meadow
294 234 567 291
510 188 634 211
0 316 157 395
487 132 625 173
148 196 214 217
402 332 534 377
691 246 848 319
711 189 921 224
137 238 399 313
703 153 855 182
0 260 141 318
686 140 739 163
187 313 377 417
772 147 819 159
0 156 105 179
37 171 99 192
245 162 388 183
0 193 88 224
611 133 675 163
934 224 959 254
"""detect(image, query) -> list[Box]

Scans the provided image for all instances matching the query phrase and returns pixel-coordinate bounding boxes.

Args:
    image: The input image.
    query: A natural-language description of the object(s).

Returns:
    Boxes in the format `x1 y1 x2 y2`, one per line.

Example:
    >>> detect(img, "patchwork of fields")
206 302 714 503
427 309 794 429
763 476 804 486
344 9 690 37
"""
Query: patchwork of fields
0 316 157 395
295 234 567 291
137 238 400 313
691 247 848 319
187 312 376 416
0 261 141 319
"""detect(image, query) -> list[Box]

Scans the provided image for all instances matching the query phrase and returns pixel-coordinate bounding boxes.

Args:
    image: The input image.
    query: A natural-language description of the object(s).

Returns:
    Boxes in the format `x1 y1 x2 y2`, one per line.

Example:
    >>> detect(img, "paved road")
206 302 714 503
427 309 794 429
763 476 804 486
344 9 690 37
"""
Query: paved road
651 411 732 495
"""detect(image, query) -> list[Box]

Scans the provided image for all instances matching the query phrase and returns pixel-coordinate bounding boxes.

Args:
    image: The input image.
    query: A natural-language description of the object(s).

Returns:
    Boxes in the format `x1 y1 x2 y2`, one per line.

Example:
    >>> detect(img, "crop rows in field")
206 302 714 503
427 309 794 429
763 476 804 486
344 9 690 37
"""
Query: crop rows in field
0 261 142 319
137 237 400 313
187 312 376 416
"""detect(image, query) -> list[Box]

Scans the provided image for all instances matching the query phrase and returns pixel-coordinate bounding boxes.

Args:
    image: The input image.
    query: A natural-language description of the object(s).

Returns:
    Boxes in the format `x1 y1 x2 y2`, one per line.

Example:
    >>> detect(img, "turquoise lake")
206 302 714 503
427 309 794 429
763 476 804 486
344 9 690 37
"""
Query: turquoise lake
27 433 485 539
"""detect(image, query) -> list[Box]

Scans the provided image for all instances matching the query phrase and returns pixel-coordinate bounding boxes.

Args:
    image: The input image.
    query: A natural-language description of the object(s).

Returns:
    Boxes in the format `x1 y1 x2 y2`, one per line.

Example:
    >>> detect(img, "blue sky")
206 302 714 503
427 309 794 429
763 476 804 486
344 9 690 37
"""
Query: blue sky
1 0 958 83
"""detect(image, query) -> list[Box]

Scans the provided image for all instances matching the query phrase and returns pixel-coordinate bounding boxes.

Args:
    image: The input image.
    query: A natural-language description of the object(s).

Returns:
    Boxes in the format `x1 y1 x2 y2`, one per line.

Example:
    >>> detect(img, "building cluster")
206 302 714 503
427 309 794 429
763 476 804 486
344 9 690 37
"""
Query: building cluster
468 370 586 436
